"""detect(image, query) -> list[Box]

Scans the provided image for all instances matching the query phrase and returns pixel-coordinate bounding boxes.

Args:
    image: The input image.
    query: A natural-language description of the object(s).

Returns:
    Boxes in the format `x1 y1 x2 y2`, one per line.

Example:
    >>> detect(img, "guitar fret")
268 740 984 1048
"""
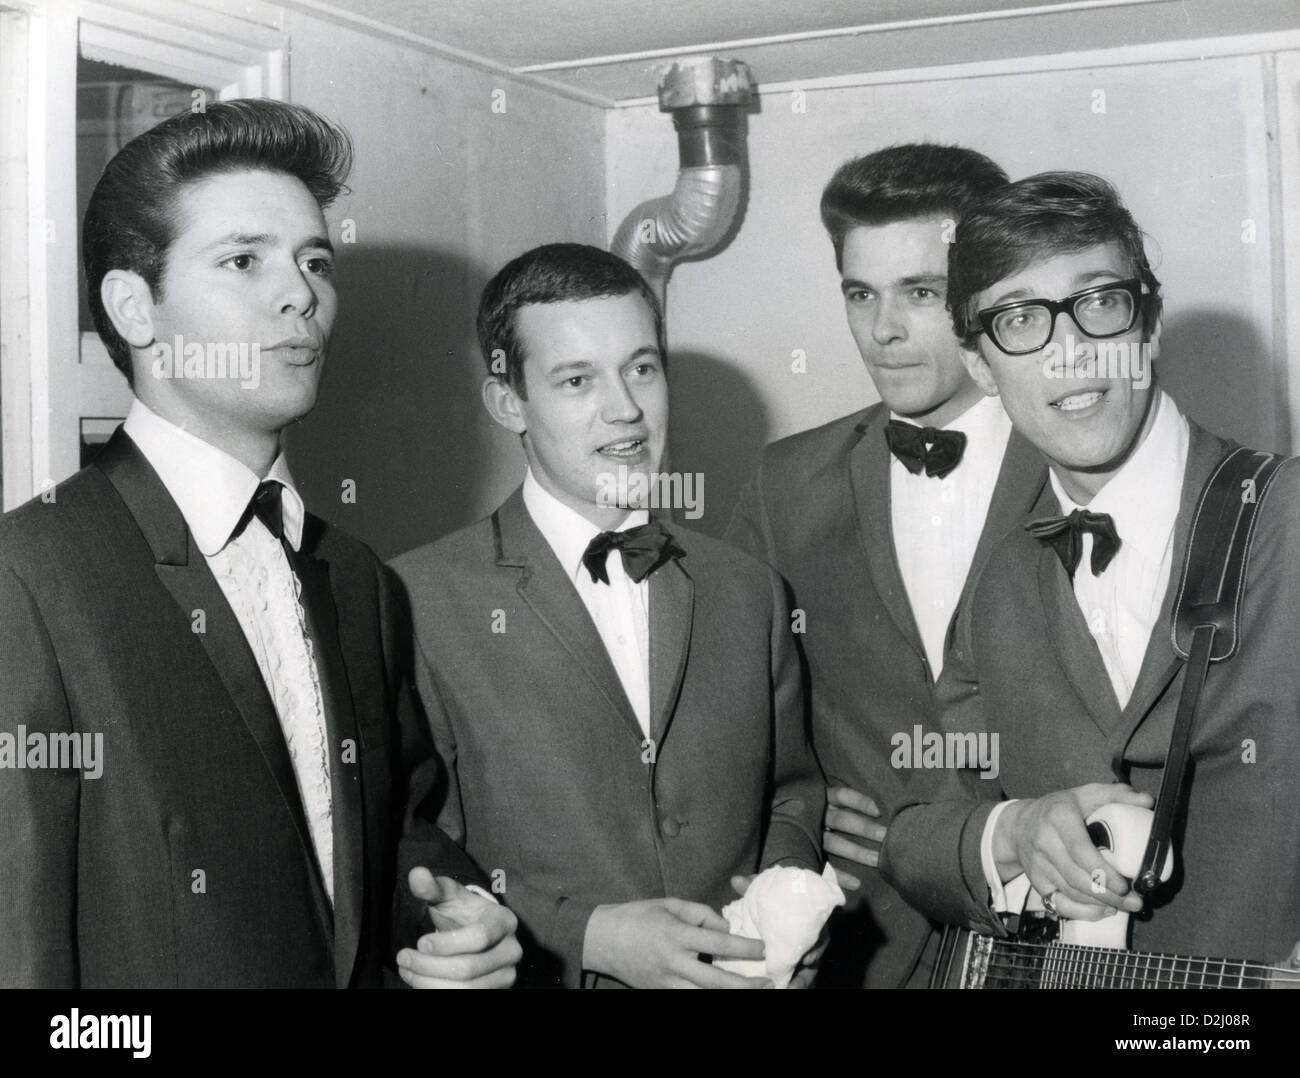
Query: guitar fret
956 932 1298 989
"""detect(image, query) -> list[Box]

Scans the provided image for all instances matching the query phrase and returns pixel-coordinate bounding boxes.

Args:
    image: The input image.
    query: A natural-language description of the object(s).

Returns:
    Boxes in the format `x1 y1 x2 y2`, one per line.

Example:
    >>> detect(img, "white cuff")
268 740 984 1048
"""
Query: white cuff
979 800 1027 913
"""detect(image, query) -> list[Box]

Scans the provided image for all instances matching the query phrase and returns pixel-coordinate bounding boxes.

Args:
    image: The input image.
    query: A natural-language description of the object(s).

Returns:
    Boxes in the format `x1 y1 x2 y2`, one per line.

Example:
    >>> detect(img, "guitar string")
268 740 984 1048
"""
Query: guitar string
977 940 1291 987
982 957 1279 988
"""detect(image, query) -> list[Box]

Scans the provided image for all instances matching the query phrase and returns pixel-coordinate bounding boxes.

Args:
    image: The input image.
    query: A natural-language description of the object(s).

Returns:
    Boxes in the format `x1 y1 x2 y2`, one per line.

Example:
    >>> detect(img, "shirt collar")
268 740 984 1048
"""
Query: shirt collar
1049 388 1189 564
890 392 1009 441
123 398 304 555
521 469 647 583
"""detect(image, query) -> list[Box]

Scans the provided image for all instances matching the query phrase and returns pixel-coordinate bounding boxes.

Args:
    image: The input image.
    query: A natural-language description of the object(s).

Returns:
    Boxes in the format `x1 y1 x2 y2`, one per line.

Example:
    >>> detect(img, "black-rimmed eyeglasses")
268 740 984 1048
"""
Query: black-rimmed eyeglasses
976 279 1146 355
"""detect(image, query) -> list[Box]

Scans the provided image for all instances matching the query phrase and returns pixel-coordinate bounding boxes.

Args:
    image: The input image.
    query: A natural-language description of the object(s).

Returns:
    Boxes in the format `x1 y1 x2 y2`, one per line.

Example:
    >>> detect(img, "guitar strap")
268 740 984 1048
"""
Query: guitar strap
1133 447 1286 894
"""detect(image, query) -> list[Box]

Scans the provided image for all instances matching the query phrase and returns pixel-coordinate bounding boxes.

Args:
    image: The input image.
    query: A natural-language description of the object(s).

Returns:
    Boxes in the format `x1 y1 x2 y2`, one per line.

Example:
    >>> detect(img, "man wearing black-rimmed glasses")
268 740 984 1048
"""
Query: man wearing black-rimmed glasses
881 171 1300 968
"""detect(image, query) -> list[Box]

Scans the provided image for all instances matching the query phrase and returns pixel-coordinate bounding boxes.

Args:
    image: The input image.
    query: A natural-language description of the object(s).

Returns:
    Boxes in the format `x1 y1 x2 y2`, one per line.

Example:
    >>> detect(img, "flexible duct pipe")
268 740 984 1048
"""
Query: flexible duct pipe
611 58 755 312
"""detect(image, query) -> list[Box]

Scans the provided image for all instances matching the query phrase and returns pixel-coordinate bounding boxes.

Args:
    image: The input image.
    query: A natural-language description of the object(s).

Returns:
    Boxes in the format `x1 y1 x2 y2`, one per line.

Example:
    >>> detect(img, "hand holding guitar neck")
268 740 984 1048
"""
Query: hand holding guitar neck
994 782 1153 921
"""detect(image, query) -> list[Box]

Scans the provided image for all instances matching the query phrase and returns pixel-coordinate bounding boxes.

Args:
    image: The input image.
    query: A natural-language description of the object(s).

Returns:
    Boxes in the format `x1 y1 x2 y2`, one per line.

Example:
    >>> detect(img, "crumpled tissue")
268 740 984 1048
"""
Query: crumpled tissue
714 863 845 988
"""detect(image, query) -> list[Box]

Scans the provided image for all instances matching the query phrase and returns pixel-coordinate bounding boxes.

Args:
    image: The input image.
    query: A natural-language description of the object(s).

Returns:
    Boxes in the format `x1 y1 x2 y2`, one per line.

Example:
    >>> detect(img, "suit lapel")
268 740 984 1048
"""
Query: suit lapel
965 428 1049 602
294 521 364 988
1034 536 1125 736
849 406 925 659
95 429 335 954
1107 425 1232 760
494 491 643 744
647 552 694 746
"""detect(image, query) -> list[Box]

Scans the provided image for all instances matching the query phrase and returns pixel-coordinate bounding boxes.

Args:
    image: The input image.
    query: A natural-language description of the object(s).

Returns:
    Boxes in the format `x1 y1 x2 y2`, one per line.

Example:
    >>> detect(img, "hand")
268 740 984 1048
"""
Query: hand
822 785 886 890
730 871 825 989
395 867 522 989
583 897 771 989
787 925 829 989
995 783 1154 921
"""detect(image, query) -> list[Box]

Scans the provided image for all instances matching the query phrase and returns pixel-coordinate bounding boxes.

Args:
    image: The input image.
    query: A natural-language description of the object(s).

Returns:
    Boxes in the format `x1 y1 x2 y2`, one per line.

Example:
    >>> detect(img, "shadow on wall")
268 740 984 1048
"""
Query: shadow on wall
282 277 1288 559
1158 310 1290 455
286 244 508 560
665 349 769 538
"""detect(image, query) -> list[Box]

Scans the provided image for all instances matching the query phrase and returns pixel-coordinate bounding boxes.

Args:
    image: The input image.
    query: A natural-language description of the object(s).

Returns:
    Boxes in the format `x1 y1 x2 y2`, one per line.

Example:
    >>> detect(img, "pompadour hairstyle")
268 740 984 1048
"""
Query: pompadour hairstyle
819 143 1009 270
477 243 665 398
82 97 353 383
947 170 1162 350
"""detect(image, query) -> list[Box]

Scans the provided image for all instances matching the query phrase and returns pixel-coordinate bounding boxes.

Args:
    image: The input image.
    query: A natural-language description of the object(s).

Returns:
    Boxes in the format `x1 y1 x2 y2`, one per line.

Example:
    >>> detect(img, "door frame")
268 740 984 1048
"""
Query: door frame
0 0 286 509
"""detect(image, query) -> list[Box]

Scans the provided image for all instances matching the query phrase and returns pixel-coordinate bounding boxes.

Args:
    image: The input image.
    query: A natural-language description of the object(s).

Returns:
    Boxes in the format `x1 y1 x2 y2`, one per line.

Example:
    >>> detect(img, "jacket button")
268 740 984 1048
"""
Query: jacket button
661 818 681 838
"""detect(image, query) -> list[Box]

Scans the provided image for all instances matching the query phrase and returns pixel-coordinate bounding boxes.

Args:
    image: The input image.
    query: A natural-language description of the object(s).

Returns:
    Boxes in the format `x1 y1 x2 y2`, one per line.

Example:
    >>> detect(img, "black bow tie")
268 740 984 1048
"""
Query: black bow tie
235 479 286 541
1026 509 1122 580
884 421 967 479
582 520 684 585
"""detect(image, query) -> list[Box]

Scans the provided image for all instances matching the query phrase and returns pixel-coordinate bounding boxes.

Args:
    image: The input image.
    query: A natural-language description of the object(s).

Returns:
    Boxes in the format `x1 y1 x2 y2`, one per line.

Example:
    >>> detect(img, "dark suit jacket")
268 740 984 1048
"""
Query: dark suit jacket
0 428 475 987
389 488 825 988
725 403 1046 986
881 422 1300 963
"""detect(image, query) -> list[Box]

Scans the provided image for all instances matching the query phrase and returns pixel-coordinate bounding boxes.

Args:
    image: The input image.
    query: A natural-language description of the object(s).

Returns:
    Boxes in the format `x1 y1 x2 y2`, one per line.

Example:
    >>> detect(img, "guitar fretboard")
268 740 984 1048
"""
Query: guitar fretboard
969 935 1296 989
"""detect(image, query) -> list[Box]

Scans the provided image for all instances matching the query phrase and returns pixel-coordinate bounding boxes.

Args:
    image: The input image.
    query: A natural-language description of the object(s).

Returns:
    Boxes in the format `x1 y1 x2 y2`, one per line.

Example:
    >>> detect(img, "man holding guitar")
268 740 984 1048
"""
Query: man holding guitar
880 171 1300 983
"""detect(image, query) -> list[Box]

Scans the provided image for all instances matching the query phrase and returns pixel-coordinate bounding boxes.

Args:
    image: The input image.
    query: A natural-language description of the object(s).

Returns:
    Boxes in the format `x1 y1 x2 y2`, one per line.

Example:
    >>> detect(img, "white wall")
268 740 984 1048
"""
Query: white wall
284 9 607 557
608 48 1296 535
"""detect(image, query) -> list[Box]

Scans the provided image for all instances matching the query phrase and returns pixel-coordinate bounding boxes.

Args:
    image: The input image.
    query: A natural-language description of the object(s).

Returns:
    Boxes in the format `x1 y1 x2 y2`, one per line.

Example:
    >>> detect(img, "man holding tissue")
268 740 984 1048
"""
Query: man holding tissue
390 244 828 988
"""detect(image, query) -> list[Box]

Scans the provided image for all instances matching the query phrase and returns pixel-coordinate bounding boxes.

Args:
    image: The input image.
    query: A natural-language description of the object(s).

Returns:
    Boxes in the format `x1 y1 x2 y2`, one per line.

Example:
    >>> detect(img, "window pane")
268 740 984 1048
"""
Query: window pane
76 55 216 337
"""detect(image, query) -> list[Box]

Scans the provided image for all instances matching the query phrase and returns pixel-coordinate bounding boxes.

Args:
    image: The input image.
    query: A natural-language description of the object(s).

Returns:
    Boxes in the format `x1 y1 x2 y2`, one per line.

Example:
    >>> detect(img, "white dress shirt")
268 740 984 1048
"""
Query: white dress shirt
980 389 1190 908
523 470 653 736
124 398 334 904
1050 389 1188 708
890 393 1013 679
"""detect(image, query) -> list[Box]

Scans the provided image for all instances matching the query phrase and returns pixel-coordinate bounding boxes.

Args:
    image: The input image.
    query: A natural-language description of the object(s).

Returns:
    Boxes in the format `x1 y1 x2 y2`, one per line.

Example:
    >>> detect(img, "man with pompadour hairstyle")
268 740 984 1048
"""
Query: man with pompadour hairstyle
726 142 1047 987
0 98 520 988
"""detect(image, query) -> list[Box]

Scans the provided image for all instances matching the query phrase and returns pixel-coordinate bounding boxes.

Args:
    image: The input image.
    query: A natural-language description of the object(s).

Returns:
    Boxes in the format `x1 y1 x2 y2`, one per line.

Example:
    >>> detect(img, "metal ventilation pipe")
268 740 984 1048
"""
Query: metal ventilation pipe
611 58 755 313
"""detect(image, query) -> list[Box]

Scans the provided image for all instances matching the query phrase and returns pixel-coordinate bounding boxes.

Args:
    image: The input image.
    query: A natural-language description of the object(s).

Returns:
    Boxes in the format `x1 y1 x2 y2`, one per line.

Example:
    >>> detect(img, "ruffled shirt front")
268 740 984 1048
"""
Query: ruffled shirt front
124 399 333 904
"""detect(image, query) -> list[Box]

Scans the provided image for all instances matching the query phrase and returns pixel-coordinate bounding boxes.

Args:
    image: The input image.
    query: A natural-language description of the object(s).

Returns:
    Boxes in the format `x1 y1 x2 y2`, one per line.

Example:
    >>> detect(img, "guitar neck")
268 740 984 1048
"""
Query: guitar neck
966 936 1300 989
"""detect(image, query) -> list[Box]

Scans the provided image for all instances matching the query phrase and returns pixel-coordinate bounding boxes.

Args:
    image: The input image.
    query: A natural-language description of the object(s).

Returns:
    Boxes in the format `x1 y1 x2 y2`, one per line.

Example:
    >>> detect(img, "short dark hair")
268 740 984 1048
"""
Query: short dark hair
83 97 353 384
819 143 1009 270
948 171 1163 350
477 243 665 398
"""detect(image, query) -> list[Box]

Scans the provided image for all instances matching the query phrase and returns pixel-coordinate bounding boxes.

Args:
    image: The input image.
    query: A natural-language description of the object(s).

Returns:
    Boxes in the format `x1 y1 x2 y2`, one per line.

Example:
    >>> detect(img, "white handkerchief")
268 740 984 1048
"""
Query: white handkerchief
715 864 846 988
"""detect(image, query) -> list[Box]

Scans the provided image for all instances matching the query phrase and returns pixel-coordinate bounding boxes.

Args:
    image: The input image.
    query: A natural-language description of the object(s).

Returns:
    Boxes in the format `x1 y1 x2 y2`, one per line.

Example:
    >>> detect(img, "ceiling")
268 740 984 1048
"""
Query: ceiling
287 0 1300 104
